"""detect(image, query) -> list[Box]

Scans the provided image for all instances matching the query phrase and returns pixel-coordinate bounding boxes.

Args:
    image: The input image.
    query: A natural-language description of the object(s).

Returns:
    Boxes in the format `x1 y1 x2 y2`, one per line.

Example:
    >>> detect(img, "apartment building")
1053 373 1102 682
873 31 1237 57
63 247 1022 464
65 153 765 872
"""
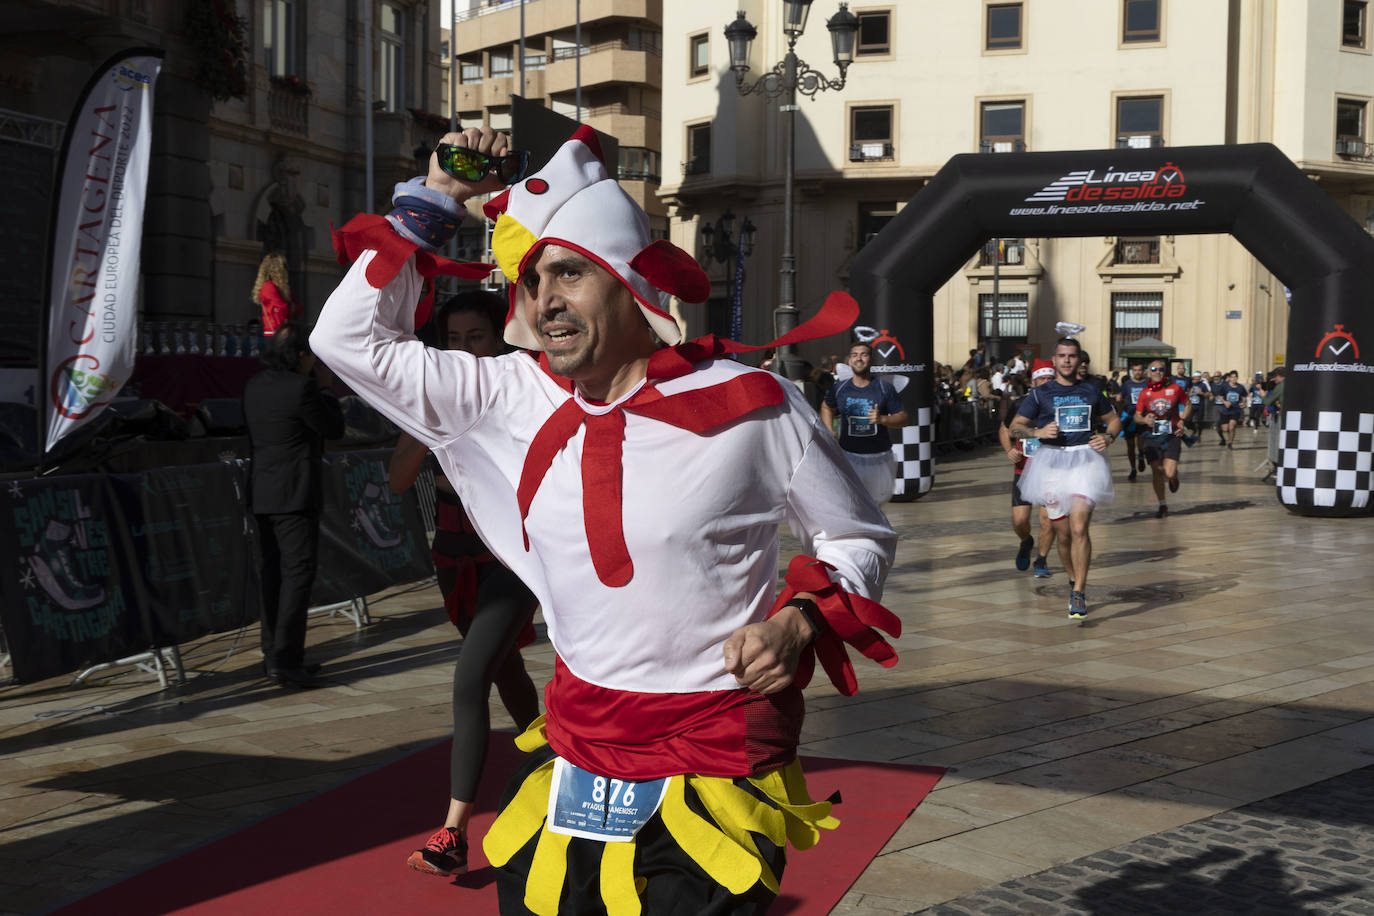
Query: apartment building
447 0 667 238
660 0 1374 374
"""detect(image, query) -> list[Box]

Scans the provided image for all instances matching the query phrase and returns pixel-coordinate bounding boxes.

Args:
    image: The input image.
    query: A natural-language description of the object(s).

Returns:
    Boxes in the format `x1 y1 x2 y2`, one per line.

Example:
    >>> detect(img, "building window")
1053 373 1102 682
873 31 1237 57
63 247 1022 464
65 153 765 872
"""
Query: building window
857 11 891 56
978 293 1029 358
490 48 514 77
440 39 450 62
689 33 709 78
685 123 711 175
1344 1 1368 48
979 237 1025 266
849 105 894 161
858 202 900 249
1123 0 1161 43
1111 291 1163 367
524 52 547 72
985 3 1022 51
980 100 1025 152
1336 98 1369 157
263 0 296 77
618 147 660 183
459 57 482 83
1116 95 1164 148
378 2 404 111
1115 236 1161 264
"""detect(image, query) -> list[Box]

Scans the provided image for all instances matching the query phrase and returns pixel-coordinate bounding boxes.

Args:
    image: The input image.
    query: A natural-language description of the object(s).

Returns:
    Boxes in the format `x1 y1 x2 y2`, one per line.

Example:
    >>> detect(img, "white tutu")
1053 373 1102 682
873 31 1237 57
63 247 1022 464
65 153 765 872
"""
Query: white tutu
1017 444 1114 515
844 450 895 505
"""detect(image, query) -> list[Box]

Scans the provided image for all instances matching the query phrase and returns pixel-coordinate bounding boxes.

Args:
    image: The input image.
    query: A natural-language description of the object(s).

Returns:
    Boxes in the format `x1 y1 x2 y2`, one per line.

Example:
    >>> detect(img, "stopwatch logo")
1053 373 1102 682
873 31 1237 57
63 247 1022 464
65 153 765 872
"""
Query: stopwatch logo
1315 324 1360 361
853 326 906 361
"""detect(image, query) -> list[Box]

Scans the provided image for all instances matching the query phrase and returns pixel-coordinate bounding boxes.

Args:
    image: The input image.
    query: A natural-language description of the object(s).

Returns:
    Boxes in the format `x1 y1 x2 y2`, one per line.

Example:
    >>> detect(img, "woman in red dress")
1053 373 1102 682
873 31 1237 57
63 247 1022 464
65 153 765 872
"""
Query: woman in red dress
252 251 302 335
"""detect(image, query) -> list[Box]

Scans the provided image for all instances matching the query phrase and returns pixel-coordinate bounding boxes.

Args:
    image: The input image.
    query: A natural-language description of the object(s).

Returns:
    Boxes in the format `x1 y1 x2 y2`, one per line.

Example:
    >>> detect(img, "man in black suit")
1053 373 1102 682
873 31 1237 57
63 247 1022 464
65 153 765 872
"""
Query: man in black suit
243 322 345 688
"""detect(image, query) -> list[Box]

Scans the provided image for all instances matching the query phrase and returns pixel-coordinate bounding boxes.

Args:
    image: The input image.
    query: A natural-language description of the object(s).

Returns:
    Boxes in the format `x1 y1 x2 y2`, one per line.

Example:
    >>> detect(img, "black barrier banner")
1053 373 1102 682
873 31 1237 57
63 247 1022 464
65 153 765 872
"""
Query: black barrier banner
312 449 432 606
112 462 259 646
849 143 1374 515
0 474 137 683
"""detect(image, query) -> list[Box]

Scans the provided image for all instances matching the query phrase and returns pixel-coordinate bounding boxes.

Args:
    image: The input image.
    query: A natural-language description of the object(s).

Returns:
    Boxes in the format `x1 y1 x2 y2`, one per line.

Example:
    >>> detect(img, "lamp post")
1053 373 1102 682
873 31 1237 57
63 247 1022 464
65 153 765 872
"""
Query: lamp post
725 1 859 379
700 209 757 340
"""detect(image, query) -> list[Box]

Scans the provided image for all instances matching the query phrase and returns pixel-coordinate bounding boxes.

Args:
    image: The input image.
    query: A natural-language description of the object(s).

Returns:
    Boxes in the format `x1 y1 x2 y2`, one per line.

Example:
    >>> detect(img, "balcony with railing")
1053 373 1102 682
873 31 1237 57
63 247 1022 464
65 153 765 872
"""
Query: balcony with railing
547 37 662 92
849 141 895 162
267 80 309 135
1117 133 1164 149
682 156 710 177
1335 136 1374 159
980 138 1026 153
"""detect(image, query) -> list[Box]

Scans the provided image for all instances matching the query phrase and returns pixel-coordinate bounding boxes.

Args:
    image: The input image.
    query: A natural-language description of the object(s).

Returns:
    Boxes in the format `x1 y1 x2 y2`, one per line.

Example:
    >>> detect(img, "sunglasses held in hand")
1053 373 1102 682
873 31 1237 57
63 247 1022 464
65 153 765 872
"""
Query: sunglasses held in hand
434 143 530 185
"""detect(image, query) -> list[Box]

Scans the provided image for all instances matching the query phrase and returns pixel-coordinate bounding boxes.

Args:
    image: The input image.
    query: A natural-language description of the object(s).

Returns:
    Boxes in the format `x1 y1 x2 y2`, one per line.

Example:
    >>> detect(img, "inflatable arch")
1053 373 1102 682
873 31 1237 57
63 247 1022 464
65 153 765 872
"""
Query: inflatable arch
849 143 1374 517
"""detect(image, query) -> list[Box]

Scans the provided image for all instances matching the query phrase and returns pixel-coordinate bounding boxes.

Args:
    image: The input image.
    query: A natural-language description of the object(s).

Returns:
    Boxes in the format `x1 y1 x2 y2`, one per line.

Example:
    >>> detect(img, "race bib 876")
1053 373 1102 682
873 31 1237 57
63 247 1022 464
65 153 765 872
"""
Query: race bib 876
546 757 672 842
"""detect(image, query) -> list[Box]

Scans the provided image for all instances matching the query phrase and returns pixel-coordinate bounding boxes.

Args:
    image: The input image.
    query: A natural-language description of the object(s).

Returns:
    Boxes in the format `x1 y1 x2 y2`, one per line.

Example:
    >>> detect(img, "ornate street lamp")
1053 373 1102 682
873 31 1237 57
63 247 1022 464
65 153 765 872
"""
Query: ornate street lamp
725 2 859 379
701 210 757 341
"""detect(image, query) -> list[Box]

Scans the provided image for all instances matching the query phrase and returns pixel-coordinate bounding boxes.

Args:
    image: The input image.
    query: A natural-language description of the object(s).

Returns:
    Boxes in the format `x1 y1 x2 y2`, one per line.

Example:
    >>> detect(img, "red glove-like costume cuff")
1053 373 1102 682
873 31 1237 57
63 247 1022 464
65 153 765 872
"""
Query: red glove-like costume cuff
766 554 901 697
331 214 495 327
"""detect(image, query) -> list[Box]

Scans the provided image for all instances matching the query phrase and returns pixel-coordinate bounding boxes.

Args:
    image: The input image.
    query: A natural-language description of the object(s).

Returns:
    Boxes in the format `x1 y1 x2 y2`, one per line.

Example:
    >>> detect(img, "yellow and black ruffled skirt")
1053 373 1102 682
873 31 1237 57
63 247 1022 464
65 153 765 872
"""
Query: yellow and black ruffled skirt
483 717 839 916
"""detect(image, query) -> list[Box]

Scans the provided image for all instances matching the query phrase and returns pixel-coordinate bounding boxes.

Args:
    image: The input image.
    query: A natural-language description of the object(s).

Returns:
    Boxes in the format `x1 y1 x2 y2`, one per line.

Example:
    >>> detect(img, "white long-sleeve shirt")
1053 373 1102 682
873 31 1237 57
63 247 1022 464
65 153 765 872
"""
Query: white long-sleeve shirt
311 252 897 695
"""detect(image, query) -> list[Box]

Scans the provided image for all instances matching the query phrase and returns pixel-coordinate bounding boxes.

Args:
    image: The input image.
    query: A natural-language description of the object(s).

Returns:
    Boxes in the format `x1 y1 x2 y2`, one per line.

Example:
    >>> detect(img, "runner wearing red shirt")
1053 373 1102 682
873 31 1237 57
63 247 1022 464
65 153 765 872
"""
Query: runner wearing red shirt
1133 360 1191 518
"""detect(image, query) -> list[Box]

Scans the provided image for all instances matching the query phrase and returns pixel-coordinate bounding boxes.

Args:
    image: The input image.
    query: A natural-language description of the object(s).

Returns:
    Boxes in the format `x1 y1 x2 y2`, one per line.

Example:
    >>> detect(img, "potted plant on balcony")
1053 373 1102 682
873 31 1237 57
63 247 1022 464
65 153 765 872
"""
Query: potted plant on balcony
270 75 312 97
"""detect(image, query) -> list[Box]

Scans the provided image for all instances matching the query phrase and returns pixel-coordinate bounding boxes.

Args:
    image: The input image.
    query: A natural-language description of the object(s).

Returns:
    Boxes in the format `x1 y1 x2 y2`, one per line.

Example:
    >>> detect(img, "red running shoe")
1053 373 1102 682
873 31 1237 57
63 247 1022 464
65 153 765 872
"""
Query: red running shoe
407 826 468 876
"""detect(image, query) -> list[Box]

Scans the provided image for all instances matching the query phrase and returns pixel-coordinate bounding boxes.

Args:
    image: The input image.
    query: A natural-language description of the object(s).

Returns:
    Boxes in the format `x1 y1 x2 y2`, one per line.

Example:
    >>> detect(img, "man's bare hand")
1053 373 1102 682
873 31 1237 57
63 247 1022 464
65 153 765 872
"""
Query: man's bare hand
425 127 511 202
722 605 813 695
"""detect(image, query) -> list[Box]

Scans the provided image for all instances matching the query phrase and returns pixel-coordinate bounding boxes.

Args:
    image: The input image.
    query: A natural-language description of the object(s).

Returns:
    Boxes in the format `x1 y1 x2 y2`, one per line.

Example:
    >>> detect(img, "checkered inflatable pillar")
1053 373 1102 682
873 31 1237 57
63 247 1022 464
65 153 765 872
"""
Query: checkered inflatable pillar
890 407 933 501
1277 410 1374 513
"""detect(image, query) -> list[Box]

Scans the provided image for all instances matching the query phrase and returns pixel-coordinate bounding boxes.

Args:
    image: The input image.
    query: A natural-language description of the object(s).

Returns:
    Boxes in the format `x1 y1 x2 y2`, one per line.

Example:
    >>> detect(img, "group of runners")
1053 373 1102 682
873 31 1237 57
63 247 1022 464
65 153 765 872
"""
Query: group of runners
999 342 1258 622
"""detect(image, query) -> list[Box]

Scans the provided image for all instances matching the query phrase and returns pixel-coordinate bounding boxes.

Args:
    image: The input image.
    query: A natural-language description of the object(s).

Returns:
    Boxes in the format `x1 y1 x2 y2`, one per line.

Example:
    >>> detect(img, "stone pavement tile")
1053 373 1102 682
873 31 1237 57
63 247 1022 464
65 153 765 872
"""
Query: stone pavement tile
1120 725 1265 763
1060 782 1236 834
928 779 1077 822
913 807 1144 876
803 727 961 762
881 809 977 852
1156 733 1374 803
850 851 991 908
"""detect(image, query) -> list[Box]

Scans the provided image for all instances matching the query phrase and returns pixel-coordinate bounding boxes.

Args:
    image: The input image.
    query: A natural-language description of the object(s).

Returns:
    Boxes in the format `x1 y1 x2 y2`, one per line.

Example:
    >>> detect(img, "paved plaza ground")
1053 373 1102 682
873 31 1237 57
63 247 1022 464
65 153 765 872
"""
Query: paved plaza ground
2 427 1373 914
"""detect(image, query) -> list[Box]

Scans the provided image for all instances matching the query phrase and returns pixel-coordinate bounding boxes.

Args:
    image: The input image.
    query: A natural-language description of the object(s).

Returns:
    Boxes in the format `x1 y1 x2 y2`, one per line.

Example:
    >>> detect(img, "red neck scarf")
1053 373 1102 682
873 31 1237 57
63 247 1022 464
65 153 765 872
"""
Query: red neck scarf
518 291 859 587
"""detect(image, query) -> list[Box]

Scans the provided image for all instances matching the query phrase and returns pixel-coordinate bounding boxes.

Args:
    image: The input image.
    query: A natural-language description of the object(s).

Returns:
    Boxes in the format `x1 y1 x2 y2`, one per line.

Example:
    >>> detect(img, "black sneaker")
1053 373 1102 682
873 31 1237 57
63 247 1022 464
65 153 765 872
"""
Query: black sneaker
1128 469 1138 482
1157 504 1168 518
1016 536 1035 571
1068 590 1087 620
1033 556 1051 578
1137 455 1146 472
1168 475 1179 494
408 826 468 876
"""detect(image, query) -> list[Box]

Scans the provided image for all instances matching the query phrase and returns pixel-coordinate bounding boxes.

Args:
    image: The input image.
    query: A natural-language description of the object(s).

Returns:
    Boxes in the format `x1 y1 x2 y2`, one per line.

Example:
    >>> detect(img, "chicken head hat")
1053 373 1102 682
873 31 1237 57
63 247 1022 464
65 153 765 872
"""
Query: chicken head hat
484 126 709 350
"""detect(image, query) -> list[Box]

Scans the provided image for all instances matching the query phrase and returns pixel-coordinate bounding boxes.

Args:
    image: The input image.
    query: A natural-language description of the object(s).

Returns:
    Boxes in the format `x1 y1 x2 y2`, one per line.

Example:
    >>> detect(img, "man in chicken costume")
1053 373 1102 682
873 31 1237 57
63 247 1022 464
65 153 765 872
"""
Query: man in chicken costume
313 126 900 915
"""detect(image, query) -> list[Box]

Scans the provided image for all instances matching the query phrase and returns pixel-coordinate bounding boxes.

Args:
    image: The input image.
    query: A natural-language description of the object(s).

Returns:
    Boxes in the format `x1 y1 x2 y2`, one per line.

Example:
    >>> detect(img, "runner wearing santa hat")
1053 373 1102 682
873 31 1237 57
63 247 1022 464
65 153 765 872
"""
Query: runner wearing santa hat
311 125 900 915
1009 339 1121 621
998 359 1059 576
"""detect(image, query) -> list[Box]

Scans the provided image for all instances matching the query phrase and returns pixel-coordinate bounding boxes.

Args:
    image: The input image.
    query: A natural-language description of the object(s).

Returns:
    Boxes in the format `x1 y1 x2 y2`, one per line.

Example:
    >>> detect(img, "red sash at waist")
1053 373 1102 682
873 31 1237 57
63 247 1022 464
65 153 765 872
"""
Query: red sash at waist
543 657 802 781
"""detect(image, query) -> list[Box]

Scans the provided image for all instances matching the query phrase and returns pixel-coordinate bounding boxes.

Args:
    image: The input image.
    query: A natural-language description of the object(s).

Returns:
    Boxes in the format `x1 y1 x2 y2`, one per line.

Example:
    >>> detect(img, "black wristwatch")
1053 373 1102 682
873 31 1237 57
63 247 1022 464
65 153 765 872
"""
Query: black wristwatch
790 598 825 644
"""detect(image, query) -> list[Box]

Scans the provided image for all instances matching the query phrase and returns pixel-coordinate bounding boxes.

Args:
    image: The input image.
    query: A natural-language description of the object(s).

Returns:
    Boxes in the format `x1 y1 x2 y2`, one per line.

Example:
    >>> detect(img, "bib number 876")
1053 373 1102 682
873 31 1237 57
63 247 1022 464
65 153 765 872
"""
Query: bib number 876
591 776 636 807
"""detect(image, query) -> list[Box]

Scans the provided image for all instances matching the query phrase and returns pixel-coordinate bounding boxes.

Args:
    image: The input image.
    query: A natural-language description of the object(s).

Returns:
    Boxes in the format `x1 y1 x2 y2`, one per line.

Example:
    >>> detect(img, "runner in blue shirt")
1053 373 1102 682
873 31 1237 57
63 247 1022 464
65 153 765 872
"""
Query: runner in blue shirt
1115 361 1150 482
1214 370 1247 449
1010 338 1122 622
821 342 909 505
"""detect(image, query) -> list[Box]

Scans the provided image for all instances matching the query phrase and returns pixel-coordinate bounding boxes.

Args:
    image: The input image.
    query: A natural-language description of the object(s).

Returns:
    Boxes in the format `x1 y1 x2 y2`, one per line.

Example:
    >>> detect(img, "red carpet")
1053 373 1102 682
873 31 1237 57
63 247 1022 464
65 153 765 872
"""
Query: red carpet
50 736 942 916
